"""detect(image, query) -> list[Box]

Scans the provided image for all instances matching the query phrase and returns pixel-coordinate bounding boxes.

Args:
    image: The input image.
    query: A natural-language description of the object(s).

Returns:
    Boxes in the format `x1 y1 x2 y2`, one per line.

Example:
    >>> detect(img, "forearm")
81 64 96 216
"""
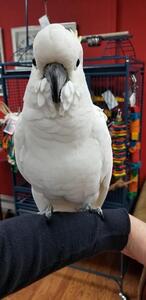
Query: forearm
122 214 146 266
0 209 130 298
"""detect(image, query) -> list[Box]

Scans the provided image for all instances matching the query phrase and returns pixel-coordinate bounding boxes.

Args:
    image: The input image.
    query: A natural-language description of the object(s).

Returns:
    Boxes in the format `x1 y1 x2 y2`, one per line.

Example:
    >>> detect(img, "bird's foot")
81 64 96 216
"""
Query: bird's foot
80 205 104 220
39 205 53 220
93 207 104 220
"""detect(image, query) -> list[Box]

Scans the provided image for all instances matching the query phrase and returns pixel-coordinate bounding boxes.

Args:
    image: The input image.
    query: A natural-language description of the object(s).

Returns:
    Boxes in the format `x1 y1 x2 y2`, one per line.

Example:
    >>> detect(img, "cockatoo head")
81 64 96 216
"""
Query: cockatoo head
33 24 83 75
32 24 84 108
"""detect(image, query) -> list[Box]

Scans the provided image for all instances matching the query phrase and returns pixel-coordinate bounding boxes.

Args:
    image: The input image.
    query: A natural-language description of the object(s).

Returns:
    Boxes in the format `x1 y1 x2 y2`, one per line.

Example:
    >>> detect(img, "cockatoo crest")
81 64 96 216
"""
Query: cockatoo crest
33 24 83 73
23 24 85 117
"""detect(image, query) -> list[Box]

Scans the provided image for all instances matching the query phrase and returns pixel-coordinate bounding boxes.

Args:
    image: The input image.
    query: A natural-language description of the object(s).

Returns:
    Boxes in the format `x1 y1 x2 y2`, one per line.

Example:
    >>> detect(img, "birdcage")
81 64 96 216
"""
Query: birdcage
84 55 144 211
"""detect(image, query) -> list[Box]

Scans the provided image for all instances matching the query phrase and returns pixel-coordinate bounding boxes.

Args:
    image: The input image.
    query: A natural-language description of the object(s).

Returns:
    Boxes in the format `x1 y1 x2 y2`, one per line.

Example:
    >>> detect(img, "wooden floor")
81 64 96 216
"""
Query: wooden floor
4 252 142 300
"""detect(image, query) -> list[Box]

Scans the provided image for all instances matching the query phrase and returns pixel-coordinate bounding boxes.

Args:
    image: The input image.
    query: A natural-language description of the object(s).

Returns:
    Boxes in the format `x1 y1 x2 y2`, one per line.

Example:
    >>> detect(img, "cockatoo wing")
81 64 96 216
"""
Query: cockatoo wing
91 105 113 208
14 115 25 168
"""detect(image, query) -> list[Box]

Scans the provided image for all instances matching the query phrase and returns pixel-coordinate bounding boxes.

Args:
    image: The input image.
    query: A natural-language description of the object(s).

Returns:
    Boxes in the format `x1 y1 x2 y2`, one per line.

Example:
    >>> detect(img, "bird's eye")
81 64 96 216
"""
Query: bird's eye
76 59 80 68
32 58 36 67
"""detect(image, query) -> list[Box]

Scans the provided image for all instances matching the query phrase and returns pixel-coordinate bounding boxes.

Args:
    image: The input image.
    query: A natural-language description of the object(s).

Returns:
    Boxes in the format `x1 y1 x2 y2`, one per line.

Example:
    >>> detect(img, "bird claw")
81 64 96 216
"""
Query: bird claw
80 205 104 220
39 205 53 220
93 207 104 220
45 207 53 219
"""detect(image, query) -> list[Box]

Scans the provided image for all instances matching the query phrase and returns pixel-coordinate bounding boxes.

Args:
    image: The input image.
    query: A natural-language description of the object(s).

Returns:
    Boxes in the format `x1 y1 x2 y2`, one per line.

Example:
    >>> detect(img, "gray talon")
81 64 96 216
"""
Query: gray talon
45 207 53 219
39 205 53 220
79 205 104 220
95 207 104 220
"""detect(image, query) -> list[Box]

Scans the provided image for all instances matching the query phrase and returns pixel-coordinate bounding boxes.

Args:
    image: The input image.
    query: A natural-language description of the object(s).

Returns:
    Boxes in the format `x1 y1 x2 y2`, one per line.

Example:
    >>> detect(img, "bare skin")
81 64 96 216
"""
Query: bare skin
122 214 146 266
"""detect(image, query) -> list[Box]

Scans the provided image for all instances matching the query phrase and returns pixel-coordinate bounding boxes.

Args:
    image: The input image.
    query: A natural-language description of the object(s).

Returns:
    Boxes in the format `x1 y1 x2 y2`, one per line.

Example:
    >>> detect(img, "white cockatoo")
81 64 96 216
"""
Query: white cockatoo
14 24 113 218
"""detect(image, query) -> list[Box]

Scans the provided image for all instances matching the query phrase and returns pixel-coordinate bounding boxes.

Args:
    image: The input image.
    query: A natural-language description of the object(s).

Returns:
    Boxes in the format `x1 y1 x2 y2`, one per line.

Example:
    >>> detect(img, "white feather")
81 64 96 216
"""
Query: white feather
14 24 113 213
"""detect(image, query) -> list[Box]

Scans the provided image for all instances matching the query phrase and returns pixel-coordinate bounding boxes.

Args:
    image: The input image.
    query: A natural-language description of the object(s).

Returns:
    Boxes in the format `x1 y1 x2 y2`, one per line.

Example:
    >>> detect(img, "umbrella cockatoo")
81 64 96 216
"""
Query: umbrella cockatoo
14 24 113 218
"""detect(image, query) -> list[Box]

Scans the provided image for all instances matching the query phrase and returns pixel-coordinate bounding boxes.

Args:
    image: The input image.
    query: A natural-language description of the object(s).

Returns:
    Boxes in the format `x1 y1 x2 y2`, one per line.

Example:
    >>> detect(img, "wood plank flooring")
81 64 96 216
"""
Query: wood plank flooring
4 252 142 300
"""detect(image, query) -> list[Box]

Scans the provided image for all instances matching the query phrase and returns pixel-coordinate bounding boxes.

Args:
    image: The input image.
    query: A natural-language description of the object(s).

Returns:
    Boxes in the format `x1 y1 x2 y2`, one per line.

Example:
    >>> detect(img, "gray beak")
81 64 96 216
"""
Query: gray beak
44 63 69 103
